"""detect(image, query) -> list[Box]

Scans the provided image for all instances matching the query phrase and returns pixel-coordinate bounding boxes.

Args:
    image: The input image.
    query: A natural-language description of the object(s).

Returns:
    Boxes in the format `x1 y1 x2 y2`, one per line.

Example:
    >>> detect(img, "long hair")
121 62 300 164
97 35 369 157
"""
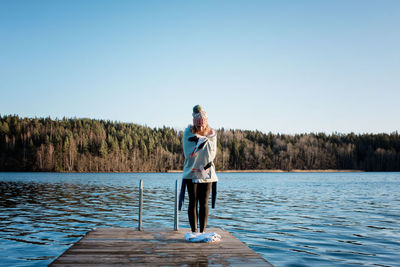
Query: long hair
191 124 210 135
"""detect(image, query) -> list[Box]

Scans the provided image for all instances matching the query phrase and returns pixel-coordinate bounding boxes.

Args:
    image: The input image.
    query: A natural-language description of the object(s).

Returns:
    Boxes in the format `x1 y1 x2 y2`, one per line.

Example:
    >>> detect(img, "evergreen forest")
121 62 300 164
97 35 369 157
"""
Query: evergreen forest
0 115 399 172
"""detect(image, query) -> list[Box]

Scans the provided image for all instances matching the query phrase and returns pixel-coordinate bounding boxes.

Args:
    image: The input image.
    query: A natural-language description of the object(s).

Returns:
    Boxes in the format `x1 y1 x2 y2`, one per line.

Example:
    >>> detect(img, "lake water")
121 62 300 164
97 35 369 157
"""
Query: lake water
0 172 400 267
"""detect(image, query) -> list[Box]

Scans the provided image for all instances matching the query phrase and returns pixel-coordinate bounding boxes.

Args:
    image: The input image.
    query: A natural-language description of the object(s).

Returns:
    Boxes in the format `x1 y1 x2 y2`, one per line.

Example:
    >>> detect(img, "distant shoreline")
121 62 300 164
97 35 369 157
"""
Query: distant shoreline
0 169 368 173
168 169 365 173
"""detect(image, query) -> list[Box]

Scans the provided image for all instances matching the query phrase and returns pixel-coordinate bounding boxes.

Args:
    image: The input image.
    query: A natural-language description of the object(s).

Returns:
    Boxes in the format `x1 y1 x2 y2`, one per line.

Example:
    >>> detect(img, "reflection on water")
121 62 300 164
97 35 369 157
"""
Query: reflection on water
1 172 400 266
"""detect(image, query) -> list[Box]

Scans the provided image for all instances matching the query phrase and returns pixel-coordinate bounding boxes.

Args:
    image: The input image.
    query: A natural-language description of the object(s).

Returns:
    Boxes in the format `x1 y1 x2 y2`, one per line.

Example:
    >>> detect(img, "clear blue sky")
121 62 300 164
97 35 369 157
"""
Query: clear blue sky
1 0 399 134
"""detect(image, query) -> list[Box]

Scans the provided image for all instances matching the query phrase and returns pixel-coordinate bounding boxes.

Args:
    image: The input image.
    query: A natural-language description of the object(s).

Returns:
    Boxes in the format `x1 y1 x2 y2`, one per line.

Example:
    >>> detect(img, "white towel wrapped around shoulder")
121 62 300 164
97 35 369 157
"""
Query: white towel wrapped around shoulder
185 232 221 243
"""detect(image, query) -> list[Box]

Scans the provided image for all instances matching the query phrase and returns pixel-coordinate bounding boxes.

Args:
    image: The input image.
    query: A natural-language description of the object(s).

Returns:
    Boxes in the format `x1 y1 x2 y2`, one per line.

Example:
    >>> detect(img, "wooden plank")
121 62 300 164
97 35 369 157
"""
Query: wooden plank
50 228 273 266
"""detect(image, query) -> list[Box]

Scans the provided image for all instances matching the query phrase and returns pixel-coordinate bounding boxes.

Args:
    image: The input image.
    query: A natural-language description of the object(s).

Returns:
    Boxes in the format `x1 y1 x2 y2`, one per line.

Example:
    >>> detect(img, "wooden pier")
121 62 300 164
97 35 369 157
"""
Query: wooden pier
50 227 273 266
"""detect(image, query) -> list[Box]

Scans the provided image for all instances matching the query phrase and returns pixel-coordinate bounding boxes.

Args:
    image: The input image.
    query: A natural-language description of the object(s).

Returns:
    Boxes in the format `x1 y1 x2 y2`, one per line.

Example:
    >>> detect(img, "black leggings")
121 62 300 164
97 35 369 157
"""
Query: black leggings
186 180 212 233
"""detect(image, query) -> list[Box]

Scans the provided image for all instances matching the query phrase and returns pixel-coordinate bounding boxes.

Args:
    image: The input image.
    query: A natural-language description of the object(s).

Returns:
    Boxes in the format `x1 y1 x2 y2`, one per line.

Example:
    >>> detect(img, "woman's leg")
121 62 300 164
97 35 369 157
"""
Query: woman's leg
198 182 212 233
186 180 198 232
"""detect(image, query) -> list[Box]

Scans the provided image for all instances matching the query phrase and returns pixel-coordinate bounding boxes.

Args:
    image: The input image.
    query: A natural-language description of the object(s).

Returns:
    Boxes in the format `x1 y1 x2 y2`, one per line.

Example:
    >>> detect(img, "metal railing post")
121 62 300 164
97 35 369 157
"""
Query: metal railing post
138 179 143 231
174 179 179 231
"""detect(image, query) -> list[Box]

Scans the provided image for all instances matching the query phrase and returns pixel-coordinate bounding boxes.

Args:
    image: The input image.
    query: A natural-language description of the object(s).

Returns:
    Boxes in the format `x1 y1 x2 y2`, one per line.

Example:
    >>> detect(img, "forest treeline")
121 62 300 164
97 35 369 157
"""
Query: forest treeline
0 115 399 172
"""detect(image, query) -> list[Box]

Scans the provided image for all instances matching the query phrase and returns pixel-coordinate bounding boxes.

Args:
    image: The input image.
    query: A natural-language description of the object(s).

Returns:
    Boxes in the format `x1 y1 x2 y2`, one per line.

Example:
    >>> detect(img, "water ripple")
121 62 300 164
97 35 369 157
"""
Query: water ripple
1 172 400 266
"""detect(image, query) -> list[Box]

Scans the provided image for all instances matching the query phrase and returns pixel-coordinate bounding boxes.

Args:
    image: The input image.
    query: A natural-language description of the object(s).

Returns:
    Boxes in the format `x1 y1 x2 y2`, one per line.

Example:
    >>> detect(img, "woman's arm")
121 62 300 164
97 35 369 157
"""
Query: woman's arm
183 126 195 159
206 130 217 162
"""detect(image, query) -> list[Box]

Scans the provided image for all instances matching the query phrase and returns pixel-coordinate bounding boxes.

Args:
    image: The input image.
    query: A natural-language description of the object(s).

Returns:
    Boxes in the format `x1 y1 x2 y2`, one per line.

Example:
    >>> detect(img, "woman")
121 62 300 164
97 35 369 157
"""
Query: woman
179 105 218 234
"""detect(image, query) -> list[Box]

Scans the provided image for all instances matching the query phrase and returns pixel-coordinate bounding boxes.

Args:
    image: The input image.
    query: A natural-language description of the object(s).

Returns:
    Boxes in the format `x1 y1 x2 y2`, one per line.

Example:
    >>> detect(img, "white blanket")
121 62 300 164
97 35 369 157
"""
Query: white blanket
185 232 221 243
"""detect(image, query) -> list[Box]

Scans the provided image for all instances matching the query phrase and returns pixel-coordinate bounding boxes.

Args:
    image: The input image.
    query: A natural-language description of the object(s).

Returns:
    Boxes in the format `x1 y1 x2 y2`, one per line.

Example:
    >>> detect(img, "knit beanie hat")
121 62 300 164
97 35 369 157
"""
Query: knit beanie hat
192 105 208 127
